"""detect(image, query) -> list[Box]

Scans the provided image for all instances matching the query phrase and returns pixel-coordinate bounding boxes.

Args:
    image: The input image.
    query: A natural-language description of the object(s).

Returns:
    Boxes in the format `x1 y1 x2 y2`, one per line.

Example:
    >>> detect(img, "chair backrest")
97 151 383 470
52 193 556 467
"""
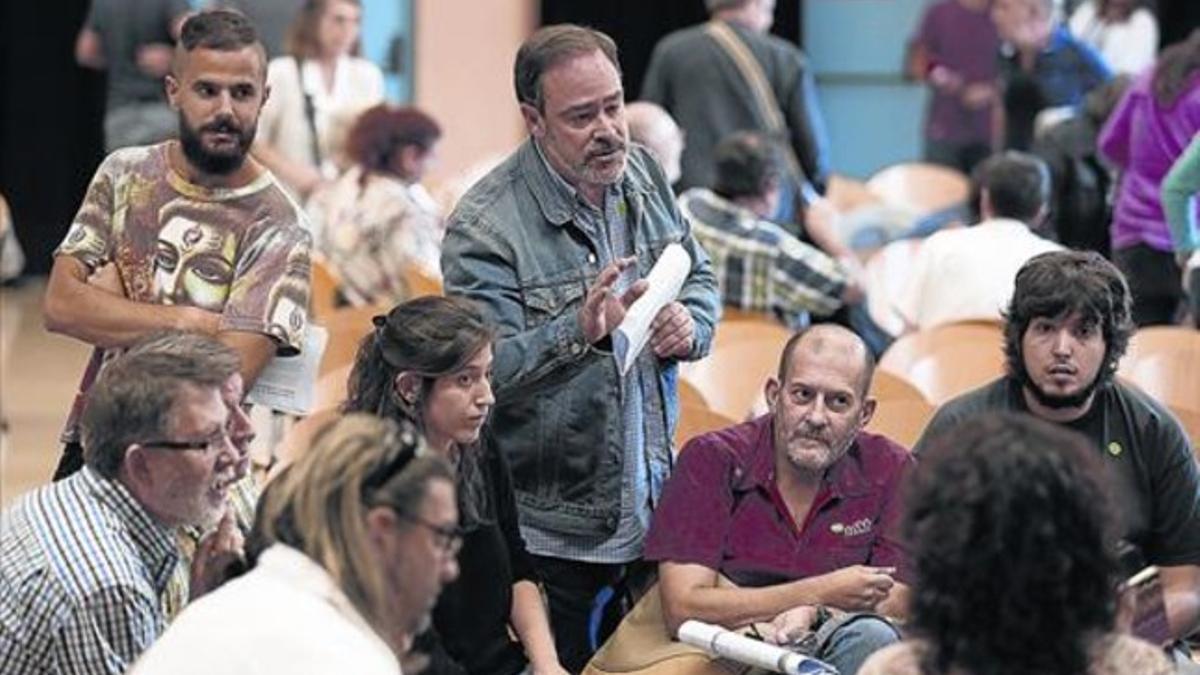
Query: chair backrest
315 363 352 411
677 378 710 410
317 303 388 376
402 264 443 299
866 162 970 218
675 404 737 450
309 254 341 321
680 317 793 421
827 174 884 214
865 397 934 450
1118 327 1200 413
870 370 929 404
1169 406 1200 457
880 320 1004 378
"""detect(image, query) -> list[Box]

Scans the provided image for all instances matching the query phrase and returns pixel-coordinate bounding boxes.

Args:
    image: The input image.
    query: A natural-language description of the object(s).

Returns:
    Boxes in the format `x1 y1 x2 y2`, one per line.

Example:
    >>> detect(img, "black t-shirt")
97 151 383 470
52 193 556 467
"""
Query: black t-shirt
915 377 1200 566
418 438 539 675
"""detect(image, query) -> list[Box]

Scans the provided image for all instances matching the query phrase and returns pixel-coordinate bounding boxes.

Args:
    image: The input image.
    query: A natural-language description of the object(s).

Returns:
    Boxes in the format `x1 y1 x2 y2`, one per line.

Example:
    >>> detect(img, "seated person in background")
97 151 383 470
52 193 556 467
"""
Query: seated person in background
626 101 685 187
132 414 460 674
915 250 1200 660
0 339 247 673
861 413 1173 675
343 297 566 675
1162 133 1200 326
307 104 445 306
992 0 1111 151
679 131 865 330
897 151 1062 331
643 324 912 675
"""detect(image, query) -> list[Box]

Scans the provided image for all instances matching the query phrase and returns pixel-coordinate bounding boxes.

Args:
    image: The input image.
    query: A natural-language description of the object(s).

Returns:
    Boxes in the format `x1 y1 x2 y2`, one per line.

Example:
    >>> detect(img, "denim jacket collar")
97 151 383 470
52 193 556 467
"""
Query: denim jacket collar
520 138 655 229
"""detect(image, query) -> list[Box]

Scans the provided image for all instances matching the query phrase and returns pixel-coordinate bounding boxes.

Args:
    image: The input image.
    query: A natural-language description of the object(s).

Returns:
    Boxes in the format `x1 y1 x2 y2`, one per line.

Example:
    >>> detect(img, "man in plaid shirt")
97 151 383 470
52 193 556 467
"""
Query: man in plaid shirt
678 131 864 329
0 338 246 673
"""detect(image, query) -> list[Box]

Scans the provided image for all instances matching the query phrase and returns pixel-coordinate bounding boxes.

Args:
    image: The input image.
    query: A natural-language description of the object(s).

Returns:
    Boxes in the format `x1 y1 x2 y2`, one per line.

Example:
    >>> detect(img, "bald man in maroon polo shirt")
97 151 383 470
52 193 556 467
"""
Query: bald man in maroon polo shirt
645 324 912 675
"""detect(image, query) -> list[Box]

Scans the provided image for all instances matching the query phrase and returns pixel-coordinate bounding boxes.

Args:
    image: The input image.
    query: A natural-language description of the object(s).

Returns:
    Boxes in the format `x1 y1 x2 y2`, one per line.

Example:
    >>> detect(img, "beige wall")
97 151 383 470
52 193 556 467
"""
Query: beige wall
413 0 537 190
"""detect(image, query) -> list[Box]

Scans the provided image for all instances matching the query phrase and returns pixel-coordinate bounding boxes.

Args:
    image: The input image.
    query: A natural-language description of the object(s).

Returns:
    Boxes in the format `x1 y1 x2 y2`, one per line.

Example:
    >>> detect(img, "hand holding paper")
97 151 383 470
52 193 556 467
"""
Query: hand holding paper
578 256 648 345
614 243 692 374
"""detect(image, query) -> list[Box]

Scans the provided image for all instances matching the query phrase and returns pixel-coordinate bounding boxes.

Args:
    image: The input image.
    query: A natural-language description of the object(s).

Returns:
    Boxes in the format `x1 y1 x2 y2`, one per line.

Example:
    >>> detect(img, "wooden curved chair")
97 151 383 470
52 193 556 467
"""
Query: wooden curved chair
870 370 929 404
677 378 709 411
1117 327 1200 413
317 303 388 376
865 162 970 219
865 397 934 449
402 264 444 299
675 405 736 450
680 317 793 421
1169 406 1200 455
827 174 884 214
309 254 342 321
880 320 1004 379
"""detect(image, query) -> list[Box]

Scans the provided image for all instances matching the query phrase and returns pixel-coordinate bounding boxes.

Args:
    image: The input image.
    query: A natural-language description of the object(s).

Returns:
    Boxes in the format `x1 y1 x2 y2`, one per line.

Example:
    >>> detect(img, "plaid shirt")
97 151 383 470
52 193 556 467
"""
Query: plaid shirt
0 468 178 674
678 188 847 326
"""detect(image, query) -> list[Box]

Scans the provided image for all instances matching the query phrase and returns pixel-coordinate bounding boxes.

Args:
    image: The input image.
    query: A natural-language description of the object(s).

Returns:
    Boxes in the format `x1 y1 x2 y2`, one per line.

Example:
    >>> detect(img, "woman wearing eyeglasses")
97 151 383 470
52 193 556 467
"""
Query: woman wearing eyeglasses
344 296 569 675
132 413 460 674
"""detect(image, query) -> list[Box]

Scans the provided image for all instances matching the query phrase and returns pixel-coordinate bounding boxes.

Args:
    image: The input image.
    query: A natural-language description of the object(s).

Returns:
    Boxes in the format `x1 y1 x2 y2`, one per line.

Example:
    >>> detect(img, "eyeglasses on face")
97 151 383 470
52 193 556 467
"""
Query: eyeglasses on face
395 512 464 556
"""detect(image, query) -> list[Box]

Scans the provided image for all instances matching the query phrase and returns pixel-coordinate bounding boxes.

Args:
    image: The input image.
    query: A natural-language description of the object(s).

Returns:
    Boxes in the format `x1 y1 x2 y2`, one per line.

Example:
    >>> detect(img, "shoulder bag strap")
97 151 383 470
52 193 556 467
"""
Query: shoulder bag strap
293 56 323 167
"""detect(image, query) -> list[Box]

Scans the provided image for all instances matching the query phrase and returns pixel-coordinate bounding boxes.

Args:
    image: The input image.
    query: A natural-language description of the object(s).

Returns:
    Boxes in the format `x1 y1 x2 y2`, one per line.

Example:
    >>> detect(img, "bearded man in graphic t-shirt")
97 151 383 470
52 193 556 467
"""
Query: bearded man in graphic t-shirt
44 10 311 483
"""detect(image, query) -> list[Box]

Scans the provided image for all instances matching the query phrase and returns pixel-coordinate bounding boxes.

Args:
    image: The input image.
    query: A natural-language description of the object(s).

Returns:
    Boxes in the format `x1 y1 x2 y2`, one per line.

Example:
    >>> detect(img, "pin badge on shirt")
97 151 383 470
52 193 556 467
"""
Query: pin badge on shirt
1107 442 1123 457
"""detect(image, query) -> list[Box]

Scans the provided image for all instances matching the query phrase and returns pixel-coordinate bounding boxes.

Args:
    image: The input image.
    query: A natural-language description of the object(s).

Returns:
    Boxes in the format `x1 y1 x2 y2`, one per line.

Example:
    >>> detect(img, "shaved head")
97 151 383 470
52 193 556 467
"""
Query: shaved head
778 324 875 397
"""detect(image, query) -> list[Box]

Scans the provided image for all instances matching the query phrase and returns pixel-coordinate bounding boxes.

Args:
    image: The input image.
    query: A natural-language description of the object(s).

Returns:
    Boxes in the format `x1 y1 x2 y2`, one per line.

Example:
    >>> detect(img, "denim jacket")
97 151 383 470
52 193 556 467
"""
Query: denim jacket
441 140 720 537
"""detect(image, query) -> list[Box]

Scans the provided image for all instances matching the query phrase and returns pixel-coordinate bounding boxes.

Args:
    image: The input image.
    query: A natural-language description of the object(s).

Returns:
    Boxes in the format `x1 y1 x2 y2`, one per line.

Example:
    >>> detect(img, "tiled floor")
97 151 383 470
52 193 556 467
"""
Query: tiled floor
1 280 91 506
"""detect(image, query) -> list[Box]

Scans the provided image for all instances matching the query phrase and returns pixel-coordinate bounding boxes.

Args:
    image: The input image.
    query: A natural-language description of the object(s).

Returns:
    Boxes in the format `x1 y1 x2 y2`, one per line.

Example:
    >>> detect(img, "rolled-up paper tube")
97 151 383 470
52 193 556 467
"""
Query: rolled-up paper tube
676 620 837 675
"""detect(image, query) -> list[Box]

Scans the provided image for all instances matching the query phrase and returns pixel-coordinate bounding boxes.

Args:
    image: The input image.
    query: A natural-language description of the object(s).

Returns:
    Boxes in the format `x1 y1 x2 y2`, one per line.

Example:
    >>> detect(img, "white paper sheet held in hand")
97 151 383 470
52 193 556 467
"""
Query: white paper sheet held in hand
614 243 691 375
677 621 837 675
246 325 328 416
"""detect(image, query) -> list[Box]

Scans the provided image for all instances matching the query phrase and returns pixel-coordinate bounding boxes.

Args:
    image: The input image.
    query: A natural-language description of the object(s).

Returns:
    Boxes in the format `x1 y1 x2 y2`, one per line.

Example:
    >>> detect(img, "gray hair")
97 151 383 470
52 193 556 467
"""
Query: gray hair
82 332 238 478
513 24 620 110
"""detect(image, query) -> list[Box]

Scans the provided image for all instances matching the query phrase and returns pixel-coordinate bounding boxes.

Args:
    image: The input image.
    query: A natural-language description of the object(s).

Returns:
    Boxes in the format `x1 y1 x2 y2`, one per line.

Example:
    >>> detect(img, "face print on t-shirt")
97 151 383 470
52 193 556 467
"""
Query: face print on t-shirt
153 210 238 311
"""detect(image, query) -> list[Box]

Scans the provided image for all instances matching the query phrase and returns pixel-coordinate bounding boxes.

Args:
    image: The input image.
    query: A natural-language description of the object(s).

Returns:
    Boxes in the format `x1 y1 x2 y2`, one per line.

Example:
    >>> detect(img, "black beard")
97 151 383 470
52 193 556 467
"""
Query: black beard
1016 364 1103 410
178 114 253 176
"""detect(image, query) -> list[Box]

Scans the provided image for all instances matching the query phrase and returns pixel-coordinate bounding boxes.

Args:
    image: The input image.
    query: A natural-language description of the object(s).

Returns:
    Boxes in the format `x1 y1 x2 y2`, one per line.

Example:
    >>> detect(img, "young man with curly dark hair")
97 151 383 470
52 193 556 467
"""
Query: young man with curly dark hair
915 250 1200 658
863 413 1173 674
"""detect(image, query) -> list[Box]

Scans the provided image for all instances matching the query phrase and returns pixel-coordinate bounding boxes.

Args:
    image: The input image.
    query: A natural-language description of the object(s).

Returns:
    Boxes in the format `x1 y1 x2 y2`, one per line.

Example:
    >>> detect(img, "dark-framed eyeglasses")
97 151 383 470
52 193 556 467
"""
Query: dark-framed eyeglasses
396 512 465 556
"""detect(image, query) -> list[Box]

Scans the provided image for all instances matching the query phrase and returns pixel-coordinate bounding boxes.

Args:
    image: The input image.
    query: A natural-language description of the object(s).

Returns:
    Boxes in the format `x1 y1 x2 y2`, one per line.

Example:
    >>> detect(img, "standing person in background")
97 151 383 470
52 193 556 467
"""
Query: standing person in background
992 0 1112 150
1100 28 1200 326
307 104 444 306
642 0 832 229
75 0 191 151
906 0 1001 174
254 0 384 198
1068 0 1159 76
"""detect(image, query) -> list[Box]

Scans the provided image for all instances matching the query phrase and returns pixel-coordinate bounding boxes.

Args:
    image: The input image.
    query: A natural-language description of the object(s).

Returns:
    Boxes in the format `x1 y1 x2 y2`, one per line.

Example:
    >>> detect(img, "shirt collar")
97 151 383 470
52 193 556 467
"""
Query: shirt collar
740 415 876 499
519 138 649 227
256 544 387 640
83 467 180 592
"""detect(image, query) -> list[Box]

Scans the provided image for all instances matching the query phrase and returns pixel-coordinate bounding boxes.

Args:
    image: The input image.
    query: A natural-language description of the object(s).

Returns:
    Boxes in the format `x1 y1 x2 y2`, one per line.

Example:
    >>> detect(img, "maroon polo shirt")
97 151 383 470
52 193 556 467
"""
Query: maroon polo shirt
644 415 914 586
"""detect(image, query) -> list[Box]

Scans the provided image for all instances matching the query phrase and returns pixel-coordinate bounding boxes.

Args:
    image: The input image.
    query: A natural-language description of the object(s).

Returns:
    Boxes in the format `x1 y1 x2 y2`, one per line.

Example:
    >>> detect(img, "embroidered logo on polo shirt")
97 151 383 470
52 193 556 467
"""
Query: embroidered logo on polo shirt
831 518 873 537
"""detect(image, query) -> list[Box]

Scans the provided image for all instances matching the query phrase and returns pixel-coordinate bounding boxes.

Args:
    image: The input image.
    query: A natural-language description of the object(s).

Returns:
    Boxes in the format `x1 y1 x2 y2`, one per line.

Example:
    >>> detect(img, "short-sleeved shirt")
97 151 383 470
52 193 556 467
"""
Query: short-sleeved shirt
915 377 1200 567
644 415 915 587
55 142 312 443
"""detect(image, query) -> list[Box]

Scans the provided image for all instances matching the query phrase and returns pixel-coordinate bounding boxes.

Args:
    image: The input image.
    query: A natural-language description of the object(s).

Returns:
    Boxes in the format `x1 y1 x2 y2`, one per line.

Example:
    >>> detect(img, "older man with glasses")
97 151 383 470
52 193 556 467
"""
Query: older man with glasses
0 332 247 674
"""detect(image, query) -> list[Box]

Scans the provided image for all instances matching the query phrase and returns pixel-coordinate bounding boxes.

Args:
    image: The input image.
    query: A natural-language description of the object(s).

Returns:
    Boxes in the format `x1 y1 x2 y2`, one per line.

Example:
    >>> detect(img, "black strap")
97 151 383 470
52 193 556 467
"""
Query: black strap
294 56 322 167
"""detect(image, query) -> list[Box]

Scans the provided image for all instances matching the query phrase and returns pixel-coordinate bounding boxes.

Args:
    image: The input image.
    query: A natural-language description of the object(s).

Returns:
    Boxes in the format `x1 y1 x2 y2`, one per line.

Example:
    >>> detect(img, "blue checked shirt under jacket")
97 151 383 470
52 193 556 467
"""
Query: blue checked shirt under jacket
0 467 179 674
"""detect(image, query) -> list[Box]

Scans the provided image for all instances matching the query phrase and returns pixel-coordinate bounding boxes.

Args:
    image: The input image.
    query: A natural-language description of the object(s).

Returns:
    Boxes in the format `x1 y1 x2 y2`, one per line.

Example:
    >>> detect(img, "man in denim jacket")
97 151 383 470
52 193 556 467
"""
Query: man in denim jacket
441 24 720 671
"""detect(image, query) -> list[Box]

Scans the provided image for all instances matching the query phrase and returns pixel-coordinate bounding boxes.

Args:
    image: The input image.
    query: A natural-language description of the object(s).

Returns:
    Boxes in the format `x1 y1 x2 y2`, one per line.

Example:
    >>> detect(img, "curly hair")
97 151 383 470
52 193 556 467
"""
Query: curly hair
345 104 441 180
906 412 1119 675
343 296 495 530
1002 250 1134 387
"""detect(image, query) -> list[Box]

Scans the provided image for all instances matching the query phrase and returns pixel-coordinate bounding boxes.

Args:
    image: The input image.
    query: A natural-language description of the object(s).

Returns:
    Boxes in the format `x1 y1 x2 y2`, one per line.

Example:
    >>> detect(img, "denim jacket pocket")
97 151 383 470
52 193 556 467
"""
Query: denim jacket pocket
521 278 586 331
